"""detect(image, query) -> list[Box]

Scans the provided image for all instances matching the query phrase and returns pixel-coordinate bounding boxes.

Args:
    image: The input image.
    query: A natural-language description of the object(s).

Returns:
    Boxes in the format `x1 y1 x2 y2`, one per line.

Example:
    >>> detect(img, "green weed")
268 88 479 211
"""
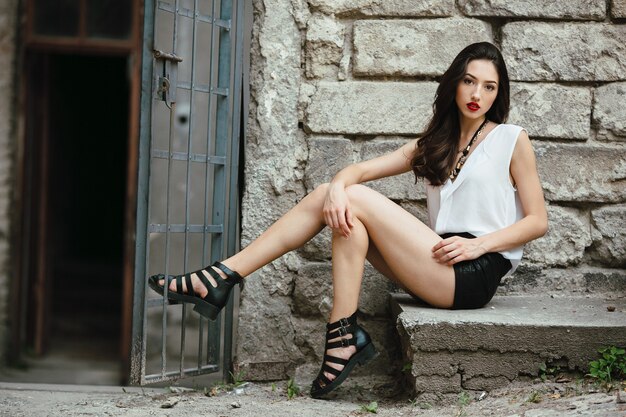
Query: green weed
286 378 301 400
588 346 626 389
360 401 378 413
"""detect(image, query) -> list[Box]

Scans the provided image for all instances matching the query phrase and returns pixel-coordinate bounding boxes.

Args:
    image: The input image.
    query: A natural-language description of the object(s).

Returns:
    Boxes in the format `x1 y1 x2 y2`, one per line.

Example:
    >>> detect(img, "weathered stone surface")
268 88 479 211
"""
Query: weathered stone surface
525 206 591 267
307 0 454 17
509 83 591 140
394 294 626 394
236 274 303 380
295 262 394 317
500 265 626 295
353 19 492 77
613 0 626 18
305 13 345 79
304 136 354 190
593 82 626 141
534 143 626 203
305 81 438 135
459 0 605 20
502 23 626 81
360 139 425 201
590 205 626 267
236 0 308 379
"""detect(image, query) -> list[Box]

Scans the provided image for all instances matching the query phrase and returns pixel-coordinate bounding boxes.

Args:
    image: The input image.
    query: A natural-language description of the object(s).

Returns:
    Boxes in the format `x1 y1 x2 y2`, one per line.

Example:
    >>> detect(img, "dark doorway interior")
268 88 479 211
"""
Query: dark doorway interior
10 53 129 384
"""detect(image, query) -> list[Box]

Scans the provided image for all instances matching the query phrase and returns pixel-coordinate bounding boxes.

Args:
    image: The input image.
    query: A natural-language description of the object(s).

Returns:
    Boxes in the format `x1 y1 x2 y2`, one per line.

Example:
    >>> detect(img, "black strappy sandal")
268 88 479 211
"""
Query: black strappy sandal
310 311 377 398
147 261 243 321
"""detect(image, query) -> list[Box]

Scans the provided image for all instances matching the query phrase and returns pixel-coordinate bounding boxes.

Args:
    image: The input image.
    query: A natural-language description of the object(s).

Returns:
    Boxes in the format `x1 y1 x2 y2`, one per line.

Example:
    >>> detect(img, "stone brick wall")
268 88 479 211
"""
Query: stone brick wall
238 0 626 380
0 0 18 365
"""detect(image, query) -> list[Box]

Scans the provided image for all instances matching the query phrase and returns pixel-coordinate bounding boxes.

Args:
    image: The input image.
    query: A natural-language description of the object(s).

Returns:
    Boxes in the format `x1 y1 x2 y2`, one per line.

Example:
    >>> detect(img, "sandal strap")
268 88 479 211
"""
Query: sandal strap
326 338 356 350
196 269 214 289
326 323 354 340
326 311 357 331
175 275 183 293
316 372 332 386
184 273 195 297
322 363 342 377
211 261 244 283
324 354 349 365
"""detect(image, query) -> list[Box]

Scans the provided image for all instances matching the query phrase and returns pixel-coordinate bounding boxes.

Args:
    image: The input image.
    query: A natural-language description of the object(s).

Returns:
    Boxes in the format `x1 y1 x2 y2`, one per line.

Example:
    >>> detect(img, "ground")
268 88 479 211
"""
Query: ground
1 374 625 417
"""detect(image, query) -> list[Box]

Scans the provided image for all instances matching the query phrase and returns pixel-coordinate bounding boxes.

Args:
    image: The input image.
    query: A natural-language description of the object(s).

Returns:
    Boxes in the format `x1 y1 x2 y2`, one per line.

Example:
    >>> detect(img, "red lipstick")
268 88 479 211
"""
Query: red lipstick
467 102 480 112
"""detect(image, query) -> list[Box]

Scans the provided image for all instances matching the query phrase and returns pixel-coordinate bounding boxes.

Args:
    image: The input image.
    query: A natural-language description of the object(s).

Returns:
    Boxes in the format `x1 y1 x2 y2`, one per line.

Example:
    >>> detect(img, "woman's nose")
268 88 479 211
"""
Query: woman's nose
471 88 480 101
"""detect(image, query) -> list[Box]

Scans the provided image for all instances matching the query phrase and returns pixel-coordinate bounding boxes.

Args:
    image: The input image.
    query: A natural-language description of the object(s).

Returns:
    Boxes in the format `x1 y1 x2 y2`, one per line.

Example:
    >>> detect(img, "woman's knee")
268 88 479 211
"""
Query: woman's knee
345 184 380 209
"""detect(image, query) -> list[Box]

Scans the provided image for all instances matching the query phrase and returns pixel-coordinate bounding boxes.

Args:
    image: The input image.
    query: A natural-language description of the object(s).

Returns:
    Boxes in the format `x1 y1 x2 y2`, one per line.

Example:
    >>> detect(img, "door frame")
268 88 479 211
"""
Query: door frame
9 0 143 374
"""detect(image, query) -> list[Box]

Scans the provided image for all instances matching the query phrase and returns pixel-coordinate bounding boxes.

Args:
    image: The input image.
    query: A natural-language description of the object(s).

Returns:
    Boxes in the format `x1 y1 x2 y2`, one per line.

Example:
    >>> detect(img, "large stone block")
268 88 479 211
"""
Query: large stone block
500 265 626 295
394 294 626 394
525 205 591 267
235 276 302 380
295 262 394 317
613 0 626 18
306 0 454 17
304 136 355 189
502 23 626 81
509 83 591 140
305 81 438 135
360 139 425 201
305 13 345 79
353 19 492 77
459 0 605 20
593 82 626 141
590 205 626 267
534 143 626 203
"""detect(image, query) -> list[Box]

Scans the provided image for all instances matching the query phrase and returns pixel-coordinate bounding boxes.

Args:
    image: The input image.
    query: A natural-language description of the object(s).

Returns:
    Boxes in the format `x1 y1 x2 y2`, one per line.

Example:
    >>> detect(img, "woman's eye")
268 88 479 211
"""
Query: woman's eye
463 78 473 85
485 85 496 91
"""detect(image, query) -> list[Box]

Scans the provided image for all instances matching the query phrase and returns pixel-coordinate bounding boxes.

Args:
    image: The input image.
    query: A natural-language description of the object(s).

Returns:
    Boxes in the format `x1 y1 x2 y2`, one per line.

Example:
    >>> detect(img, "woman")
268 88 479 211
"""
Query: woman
148 42 548 398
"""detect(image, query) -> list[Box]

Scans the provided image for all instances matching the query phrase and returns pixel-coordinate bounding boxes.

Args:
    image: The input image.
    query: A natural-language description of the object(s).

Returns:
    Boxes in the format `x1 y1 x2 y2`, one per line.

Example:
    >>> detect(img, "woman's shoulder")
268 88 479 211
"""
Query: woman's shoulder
494 123 526 135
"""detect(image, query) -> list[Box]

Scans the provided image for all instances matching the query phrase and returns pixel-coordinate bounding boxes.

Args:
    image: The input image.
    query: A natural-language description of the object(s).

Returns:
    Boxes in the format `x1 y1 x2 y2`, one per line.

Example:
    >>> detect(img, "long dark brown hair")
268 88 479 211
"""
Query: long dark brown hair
411 42 510 186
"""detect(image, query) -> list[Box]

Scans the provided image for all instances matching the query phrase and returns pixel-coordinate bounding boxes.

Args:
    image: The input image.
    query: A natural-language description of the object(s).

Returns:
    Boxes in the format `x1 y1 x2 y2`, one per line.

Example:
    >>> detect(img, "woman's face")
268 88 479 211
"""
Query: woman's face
455 59 499 121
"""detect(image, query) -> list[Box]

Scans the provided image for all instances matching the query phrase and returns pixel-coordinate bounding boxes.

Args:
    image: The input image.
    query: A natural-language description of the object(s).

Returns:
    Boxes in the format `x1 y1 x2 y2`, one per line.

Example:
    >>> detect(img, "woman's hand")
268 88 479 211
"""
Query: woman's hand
431 236 487 265
323 183 354 238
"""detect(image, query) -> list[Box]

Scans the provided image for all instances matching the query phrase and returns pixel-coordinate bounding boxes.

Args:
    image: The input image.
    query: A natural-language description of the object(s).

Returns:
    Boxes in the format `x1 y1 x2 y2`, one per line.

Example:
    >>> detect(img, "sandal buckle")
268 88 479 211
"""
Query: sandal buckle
339 317 349 327
340 338 350 347
337 327 347 337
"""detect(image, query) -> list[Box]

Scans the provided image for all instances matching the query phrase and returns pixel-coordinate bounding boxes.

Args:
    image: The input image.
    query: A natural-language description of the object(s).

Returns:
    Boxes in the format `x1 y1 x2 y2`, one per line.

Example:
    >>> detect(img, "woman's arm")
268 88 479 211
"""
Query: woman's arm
324 138 418 237
432 130 548 265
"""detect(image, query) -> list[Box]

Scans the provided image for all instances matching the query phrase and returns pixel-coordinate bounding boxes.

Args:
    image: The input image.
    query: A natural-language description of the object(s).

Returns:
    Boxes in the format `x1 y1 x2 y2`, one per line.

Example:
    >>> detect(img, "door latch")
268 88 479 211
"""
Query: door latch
154 49 183 106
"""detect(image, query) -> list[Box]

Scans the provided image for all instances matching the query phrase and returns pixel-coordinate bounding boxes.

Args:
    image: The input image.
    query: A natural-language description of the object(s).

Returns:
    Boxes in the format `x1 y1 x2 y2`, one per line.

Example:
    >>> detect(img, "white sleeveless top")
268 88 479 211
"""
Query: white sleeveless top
425 123 526 276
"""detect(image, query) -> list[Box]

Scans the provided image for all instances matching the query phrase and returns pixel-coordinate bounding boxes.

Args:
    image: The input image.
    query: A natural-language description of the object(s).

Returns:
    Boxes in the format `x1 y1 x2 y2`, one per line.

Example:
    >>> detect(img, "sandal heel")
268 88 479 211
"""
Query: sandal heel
193 303 221 320
356 343 377 366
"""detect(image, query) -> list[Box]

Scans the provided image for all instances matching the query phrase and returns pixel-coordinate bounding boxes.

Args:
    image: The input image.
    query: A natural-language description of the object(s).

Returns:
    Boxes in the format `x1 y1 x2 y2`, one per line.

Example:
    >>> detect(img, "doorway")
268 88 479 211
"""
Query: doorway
9 53 129 384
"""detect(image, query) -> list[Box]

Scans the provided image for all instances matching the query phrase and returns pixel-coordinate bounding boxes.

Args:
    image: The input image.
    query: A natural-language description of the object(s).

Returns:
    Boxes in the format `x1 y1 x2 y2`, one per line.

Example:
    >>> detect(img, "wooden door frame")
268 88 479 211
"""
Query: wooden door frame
9 0 143 375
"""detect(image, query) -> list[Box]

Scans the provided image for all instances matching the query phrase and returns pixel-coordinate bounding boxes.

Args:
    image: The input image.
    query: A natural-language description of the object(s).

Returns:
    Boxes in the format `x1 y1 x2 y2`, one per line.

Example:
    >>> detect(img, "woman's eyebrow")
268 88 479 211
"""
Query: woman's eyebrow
464 73 498 85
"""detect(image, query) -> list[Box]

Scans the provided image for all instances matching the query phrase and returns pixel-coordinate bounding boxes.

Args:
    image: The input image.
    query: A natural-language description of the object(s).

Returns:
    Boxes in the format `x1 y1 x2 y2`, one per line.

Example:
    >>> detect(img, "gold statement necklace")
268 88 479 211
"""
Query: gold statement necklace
449 118 490 181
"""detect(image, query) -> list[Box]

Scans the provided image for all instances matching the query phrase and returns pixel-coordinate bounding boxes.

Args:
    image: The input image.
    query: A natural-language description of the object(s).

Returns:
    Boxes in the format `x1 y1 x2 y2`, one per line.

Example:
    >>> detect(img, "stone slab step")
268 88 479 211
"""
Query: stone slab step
391 294 626 397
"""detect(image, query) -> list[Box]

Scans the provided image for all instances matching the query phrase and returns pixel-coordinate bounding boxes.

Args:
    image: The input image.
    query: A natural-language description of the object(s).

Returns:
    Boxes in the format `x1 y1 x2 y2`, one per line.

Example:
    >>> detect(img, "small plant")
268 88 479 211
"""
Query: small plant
588 346 626 389
526 390 542 403
458 391 471 407
229 370 247 387
408 398 432 409
271 382 276 392
360 401 378 413
538 362 561 382
286 378 301 400
401 363 412 373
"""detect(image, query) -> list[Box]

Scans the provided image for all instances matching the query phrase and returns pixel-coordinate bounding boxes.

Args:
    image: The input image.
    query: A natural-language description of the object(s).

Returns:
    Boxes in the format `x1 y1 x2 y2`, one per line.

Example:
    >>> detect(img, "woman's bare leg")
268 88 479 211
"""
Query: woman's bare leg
161 183 331 295
340 184 455 307
319 184 456 383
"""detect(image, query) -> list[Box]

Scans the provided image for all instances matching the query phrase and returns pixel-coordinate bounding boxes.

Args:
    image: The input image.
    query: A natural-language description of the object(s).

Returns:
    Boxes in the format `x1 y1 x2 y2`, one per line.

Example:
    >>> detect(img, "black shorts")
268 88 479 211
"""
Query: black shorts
441 232 512 310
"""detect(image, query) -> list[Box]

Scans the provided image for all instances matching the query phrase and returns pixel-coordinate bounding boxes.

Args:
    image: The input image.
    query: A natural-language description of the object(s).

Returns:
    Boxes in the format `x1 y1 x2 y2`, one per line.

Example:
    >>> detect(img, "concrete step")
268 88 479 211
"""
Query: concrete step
391 293 626 400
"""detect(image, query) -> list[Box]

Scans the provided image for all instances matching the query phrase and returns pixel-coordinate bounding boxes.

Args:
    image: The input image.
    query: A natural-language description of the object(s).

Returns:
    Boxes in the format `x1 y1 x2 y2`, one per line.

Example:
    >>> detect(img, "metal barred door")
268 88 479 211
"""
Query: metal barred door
131 0 245 384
